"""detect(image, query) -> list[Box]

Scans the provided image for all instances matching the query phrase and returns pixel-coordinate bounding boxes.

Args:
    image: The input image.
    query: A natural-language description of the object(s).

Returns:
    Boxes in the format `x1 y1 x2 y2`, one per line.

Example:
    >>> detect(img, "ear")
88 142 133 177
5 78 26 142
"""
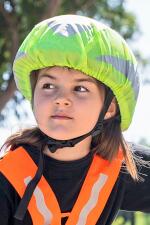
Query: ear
104 98 117 120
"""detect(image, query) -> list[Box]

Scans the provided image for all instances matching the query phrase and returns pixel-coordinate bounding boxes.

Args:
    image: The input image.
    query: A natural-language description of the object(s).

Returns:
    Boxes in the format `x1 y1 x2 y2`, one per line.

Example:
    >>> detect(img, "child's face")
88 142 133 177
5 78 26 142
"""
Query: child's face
33 66 105 140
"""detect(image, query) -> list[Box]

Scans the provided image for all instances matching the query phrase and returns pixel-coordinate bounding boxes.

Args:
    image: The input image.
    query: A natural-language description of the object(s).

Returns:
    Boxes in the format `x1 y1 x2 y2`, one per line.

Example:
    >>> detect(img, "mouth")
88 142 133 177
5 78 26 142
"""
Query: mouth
51 115 73 120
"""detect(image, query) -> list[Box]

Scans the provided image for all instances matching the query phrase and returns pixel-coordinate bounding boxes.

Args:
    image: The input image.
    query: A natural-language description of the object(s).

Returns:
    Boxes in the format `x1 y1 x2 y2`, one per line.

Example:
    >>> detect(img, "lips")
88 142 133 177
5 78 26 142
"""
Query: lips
51 114 73 119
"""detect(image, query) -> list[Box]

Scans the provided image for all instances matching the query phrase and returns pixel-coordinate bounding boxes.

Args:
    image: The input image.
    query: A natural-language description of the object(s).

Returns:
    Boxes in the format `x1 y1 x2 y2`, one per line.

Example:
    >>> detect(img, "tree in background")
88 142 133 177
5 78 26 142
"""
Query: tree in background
0 0 139 122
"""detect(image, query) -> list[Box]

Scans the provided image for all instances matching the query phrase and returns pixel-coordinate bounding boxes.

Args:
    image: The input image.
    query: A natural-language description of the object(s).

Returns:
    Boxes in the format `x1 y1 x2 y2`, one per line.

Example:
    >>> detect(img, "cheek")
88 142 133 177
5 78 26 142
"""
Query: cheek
91 93 104 116
76 96 103 121
33 91 49 120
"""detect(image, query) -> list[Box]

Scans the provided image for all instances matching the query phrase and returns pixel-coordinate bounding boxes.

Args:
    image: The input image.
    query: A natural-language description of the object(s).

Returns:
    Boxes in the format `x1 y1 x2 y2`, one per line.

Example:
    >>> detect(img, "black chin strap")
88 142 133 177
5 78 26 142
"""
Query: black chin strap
14 88 114 221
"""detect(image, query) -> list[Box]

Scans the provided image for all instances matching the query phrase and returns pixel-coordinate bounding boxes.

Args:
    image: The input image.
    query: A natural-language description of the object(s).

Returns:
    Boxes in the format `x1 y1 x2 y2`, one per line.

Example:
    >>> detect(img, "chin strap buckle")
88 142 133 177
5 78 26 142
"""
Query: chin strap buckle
47 140 75 153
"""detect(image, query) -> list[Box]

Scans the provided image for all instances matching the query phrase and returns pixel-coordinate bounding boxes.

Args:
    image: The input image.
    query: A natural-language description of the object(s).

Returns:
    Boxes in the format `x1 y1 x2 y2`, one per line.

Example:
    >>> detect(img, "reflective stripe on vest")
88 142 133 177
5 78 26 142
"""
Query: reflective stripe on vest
0 147 123 225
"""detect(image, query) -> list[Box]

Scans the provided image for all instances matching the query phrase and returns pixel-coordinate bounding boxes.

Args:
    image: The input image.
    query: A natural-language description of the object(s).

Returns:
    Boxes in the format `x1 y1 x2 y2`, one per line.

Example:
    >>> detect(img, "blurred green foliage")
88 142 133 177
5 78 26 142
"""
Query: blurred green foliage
113 212 150 225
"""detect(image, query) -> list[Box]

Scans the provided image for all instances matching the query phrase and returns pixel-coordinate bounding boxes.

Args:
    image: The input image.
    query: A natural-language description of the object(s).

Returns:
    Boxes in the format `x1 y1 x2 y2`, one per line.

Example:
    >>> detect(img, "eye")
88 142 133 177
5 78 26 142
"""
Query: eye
42 83 55 89
74 86 89 92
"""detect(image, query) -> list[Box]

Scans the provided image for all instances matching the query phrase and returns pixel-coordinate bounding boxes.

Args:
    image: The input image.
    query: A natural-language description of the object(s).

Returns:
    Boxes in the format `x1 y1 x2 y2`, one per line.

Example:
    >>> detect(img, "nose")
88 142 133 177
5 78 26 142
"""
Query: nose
54 94 72 107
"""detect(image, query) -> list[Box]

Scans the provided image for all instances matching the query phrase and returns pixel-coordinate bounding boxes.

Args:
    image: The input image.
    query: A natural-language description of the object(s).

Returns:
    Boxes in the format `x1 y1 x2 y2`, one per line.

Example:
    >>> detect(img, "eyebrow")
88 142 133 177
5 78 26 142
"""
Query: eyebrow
38 74 96 84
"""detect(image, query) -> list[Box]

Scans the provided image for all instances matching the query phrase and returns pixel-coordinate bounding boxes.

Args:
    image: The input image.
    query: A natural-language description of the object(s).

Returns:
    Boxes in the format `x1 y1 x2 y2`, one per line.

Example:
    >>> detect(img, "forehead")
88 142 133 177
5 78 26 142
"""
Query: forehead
38 66 97 83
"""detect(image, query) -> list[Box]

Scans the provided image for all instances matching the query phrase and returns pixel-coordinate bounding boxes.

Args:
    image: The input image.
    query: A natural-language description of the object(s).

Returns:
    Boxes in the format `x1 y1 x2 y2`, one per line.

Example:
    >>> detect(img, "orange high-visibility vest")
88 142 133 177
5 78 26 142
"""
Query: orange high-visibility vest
0 147 123 225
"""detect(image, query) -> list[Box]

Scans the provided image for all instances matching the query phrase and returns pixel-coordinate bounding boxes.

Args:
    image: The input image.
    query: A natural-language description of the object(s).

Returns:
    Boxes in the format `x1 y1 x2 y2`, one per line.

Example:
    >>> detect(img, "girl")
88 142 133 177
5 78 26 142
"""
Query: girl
0 14 150 225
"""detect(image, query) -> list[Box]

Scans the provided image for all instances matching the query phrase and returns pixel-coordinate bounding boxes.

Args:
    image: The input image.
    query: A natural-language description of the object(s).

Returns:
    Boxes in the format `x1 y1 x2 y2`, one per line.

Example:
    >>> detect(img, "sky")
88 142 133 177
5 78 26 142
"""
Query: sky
0 0 150 147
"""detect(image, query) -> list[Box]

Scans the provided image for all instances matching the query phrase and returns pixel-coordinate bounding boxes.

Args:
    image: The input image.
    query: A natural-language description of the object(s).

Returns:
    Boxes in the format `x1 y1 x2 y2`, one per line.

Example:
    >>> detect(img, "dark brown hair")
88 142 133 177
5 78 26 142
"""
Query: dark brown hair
0 68 144 181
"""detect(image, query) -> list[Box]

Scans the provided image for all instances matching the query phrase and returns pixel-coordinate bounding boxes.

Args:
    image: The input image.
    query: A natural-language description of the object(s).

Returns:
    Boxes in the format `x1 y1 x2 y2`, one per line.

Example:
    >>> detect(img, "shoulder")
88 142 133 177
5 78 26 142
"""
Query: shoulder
0 144 39 201
0 144 39 191
0 144 39 165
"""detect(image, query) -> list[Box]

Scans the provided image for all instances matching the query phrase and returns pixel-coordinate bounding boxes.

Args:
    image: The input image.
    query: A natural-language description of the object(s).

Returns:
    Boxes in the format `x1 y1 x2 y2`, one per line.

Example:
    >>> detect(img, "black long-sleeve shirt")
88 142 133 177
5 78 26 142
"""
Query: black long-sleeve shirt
0 143 150 225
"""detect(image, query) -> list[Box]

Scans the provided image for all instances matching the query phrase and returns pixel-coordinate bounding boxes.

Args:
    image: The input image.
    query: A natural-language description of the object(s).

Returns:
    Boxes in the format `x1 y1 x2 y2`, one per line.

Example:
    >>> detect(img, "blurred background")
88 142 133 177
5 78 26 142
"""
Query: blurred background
0 0 150 224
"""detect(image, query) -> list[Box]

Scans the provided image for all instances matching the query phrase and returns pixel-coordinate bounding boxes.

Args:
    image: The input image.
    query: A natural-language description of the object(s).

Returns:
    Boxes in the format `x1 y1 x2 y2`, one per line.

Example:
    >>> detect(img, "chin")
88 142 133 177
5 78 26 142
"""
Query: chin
47 135 73 140
42 130 74 140
41 126 89 140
